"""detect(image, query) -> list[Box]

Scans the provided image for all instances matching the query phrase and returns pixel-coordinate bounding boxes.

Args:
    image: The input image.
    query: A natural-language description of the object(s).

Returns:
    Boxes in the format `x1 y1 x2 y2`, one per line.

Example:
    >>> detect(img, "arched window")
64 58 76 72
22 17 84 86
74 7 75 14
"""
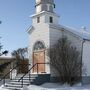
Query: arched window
49 5 53 12
33 41 45 51
42 4 47 11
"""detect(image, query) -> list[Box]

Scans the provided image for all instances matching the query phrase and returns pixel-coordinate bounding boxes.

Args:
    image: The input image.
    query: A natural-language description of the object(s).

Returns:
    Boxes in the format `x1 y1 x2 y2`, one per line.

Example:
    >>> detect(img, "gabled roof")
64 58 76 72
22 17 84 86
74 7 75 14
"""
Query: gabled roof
62 25 90 40
27 23 90 40
50 24 90 40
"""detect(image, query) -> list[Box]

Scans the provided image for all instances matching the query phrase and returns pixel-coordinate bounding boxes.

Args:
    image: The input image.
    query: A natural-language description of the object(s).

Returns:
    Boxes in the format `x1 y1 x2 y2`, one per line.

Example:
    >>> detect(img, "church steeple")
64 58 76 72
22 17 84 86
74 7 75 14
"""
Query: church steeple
31 0 59 25
35 0 55 14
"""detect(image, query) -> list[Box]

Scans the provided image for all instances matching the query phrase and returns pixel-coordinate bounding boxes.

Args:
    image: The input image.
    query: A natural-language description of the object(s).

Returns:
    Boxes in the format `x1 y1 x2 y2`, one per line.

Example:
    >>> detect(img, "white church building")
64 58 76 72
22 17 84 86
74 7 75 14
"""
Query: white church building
27 0 90 84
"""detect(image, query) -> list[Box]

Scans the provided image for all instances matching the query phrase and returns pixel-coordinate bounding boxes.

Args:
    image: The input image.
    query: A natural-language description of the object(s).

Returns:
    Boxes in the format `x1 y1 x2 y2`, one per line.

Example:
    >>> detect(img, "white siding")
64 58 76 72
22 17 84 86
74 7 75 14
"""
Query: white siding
32 12 59 26
49 27 62 77
45 13 59 25
36 0 41 3
82 41 90 76
36 5 42 13
63 30 83 52
32 14 45 25
49 28 62 46
49 27 83 77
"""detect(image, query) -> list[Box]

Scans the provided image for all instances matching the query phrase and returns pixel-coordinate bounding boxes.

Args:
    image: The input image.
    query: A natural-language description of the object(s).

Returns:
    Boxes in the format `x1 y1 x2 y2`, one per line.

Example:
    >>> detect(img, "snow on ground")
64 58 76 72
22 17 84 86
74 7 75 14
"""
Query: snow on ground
0 85 9 90
0 82 90 90
22 83 90 90
0 79 10 90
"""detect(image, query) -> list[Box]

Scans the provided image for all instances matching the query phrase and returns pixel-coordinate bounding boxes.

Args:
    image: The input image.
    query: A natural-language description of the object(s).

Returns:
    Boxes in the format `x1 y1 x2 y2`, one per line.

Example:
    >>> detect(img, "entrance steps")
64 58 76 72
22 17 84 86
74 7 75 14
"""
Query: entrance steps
2 73 50 90
2 74 38 90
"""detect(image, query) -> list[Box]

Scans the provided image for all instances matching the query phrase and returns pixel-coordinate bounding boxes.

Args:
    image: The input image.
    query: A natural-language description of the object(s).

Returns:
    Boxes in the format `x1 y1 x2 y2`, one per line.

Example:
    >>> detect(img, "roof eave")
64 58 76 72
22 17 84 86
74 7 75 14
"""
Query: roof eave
83 38 90 41
27 26 34 33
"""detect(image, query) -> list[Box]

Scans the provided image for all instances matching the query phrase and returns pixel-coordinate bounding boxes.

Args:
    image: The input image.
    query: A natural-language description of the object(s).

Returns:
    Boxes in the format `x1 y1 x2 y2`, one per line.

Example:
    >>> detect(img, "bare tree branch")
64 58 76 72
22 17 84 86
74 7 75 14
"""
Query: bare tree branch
47 37 83 85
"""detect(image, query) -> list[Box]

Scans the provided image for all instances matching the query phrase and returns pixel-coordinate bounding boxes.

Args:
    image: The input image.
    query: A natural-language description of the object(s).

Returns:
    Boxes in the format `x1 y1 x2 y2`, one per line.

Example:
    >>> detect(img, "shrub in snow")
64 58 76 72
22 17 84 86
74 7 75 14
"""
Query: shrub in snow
47 37 83 86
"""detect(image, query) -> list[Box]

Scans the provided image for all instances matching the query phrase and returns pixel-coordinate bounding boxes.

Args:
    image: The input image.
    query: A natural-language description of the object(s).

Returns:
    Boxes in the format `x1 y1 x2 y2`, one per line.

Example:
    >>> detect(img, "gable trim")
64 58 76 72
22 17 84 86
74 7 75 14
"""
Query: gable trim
27 26 34 34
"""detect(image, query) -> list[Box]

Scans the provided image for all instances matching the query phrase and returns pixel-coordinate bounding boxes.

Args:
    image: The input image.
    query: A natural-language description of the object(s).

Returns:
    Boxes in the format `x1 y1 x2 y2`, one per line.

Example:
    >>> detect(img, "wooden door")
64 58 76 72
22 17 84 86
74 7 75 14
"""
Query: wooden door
33 50 45 73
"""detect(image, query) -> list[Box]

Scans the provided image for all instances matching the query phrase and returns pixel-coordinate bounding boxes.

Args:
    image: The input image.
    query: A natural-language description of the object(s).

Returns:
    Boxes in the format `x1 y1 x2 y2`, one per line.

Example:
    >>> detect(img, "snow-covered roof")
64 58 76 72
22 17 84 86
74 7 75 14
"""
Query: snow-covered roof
27 23 90 40
50 24 90 40
62 25 90 40
30 11 60 18
0 56 15 60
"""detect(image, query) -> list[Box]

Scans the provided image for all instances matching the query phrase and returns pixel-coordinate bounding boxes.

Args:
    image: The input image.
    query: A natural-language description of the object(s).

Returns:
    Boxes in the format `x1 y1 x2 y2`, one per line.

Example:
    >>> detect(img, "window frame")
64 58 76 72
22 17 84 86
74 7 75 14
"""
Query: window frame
33 41 45 51
49 16 53 23
37 17 40 23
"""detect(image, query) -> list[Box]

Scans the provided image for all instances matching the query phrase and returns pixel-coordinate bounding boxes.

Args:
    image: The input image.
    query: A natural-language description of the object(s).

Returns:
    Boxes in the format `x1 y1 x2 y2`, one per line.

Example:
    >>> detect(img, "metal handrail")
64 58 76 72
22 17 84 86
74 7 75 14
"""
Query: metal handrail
18 63 49 87
0 64 18 85
18 63 37 82
0 60 16 80
0 62 30 85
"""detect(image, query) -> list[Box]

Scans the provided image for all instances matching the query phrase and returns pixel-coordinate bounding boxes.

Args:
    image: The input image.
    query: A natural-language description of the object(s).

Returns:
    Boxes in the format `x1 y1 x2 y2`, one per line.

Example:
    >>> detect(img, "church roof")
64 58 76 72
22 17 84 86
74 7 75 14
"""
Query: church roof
27 24 90 40
50 24 90 40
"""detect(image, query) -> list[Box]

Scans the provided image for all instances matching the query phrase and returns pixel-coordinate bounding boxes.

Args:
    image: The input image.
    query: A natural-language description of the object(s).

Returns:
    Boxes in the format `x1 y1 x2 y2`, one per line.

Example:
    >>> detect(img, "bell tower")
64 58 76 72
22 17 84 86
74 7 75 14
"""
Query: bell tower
31 0 59 25
28 0 60 75
35 0 55 13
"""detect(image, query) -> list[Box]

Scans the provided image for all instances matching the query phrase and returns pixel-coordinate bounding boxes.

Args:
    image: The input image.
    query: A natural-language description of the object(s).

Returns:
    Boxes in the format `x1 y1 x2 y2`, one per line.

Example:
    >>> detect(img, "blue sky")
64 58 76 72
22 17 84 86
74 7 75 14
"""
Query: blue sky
0 0 90 55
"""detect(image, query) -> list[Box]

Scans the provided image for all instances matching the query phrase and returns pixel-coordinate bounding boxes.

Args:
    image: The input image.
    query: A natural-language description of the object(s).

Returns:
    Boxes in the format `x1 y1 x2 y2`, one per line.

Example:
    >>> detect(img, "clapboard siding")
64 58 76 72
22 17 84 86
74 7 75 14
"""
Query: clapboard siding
63 30 83 52
49 26 83 77
32 14 45 25
45 13 59 25
49 27 62 77
49 28 62 47
82 41 90 76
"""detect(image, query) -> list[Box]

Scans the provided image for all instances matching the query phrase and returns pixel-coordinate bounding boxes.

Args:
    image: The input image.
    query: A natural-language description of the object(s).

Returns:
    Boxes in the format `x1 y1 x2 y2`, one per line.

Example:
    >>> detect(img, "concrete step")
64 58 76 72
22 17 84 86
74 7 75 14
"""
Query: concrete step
2 73 39 89
15 76 36 80
8 81 29 85
3 86 22 90
11 77 35 83
16 73 38 77
5 83 26 88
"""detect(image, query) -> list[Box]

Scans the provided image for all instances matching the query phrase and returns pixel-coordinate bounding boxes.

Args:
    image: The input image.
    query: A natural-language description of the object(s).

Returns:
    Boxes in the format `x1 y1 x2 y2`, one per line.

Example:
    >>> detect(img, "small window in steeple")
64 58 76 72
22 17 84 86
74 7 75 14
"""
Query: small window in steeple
37 17 40 23
49 5 53 12
49 16 53 23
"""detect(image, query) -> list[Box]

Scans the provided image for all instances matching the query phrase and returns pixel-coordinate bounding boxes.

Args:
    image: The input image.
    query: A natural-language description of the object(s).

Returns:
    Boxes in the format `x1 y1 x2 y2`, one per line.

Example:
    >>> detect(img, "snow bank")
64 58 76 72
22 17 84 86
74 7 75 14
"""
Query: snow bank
22 83 90 90
0 83 90 90
0 85 9 90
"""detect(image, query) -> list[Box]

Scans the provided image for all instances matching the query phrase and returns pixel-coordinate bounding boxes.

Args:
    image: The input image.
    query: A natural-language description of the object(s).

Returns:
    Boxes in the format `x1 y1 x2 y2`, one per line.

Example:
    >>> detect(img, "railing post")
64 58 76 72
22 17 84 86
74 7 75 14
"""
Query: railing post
37 63 38 74
11 70 12 80
3 77 5 85
10 62 12 80
21 78 23 88
29 71 31 84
